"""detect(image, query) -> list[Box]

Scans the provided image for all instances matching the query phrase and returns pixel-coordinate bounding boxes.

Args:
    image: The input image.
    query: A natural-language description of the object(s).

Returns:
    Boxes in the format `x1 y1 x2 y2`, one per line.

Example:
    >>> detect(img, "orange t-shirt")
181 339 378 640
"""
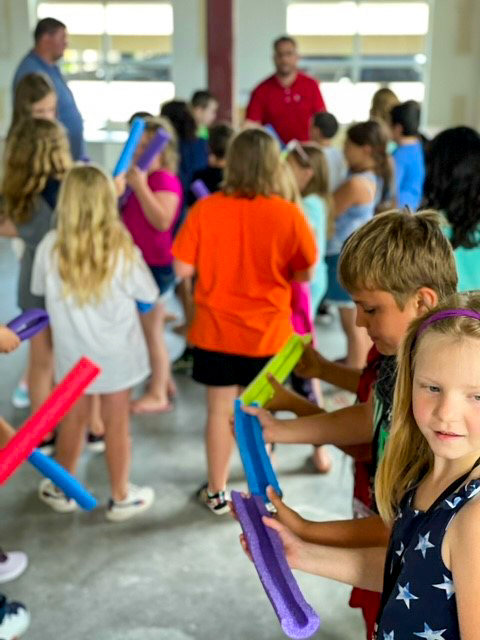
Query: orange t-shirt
172 192 316 356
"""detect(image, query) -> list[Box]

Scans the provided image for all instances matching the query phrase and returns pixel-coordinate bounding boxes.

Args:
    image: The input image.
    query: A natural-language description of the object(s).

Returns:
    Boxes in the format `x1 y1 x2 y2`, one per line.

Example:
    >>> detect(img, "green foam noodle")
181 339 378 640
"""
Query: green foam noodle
240 334 312 407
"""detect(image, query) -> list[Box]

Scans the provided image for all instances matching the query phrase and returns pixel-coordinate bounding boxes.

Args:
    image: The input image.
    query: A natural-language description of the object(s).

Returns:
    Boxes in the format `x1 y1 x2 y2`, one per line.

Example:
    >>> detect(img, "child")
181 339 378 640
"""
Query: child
188 122 234 202
423 126 480 291
190 90 219 139
0 118 72 437
172 128 316 515
244 209 457 639
369 87 399 126
255 292 480 640
309 111 347 190
160 100 209 195
326 120 390 369
390 101 425 211
122 116 180 413
9 72 56 136
31 165 158 521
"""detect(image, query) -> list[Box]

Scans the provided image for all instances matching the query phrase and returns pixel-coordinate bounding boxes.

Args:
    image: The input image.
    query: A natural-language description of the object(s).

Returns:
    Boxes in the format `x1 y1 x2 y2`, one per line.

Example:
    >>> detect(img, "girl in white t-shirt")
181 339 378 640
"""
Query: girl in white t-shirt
32 164 159 522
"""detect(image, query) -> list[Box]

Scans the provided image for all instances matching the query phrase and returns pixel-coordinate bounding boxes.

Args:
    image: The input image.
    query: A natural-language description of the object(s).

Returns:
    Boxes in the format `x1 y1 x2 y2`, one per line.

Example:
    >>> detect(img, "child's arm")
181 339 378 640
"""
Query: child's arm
448 498 480 640
267 488 390 548
265 374 324 416
241 514 386 592
295 344 361 393
126 167 180 231
0 326 21 353
0 416 15 448
243 396 374 447
0 214 18 237
174 259 196 279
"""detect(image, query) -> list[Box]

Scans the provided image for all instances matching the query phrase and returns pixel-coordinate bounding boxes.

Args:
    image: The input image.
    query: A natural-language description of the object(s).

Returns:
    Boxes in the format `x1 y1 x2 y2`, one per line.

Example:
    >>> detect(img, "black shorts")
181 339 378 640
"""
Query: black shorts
192 347 273 387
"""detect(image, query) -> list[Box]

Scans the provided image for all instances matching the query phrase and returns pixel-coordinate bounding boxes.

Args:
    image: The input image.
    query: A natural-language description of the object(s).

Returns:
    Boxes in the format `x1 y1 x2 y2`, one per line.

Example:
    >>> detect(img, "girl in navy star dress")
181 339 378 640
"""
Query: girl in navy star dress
250 291 480 640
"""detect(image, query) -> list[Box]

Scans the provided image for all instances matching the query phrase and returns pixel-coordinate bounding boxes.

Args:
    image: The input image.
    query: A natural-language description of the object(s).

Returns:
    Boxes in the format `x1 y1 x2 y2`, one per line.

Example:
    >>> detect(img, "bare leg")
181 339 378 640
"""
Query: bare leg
88 395 104 436
205 385 239 493
27 328 54 413
339 307 372 370
132 303 172 413
102 390 131 501
55 395 92 475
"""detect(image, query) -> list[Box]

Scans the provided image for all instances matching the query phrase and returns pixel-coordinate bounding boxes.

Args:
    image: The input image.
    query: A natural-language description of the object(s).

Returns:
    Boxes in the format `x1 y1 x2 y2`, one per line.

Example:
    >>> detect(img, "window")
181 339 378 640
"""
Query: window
287 1 429 122
37 2 174 132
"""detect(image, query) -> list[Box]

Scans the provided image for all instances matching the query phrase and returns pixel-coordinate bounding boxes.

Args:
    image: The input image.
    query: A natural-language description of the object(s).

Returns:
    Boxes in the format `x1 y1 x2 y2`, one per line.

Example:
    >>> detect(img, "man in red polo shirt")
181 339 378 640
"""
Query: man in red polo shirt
245 36 326 144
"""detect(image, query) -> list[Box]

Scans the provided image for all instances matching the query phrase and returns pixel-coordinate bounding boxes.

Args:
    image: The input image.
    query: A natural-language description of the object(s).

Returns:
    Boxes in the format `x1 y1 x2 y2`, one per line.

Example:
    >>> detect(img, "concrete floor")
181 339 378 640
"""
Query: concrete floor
0 238 364 640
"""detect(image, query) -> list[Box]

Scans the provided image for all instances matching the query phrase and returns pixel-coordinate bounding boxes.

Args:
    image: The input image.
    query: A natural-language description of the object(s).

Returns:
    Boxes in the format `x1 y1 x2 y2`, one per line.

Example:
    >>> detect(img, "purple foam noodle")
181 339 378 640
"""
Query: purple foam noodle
232 491 321 639
190 179 210 200
120 129 171 206
7 309 49 341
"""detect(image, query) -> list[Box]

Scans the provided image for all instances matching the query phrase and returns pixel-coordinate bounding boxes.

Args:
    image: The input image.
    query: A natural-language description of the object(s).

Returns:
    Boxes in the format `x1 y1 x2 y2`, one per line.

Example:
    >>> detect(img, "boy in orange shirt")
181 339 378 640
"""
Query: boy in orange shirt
173 129 316 514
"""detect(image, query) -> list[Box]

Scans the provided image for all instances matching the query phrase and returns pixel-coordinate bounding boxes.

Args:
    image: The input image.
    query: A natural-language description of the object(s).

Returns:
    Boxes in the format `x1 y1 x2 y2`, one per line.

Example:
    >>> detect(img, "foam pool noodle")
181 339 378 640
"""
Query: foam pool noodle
113 117 146 176
240 334 312 407
0 357 100 484
232 491 321 639
7 309 49 341
234 399 281 503
190 179 210 200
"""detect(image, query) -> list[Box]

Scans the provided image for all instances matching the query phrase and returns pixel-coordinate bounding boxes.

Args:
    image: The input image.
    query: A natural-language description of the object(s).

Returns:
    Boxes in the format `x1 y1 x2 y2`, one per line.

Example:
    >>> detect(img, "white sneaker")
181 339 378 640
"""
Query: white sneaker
0 596 30 640
106 484 154 522
38 479 78 513
0 552 28 584
11 383 30 410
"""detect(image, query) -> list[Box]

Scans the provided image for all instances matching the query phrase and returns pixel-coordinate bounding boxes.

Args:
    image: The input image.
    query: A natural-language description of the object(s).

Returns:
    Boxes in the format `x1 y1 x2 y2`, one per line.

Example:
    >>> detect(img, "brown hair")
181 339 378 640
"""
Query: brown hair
376 291 480 522
9 72 55 137
338 209 458 308
2 118 72 224
369 87 400 125
223 128 283 198
143 116 178 173
347 120 391 190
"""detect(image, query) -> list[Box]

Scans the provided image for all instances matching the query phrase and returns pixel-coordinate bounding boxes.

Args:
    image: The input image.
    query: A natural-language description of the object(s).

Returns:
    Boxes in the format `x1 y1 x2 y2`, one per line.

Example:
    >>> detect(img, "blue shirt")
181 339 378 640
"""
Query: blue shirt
443 221 480 292
13 50 85 160
392 141 425 211
302 194 328 313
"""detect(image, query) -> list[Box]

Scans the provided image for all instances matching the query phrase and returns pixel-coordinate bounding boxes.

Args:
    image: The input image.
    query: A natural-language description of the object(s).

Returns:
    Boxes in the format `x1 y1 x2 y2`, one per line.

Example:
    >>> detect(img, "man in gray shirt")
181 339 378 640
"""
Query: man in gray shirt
13 18 85 159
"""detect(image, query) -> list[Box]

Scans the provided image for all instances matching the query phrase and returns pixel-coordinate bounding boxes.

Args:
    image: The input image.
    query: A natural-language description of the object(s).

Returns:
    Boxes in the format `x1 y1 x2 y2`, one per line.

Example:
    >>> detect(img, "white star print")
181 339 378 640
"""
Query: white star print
415 532 435 558
466 484 480 500
413 622 447 639
433 575 455 599
396 582 419 609
395 541 405 556
383 632 394 640
445 496 462 509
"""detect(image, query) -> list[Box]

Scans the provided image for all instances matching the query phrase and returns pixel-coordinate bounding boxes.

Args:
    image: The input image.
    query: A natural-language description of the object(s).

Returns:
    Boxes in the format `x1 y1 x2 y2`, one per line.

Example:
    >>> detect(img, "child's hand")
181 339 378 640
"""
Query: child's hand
241 405 293 443
265 374 293 412
0 326 21 353
294 344 326 379
126 166 148 192
266 486 307 538
113 173 126 196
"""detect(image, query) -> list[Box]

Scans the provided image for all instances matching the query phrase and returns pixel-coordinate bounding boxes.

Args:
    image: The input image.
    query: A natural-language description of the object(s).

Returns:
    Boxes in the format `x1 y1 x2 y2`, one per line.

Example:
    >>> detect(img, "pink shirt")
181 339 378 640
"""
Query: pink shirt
122 169 183 267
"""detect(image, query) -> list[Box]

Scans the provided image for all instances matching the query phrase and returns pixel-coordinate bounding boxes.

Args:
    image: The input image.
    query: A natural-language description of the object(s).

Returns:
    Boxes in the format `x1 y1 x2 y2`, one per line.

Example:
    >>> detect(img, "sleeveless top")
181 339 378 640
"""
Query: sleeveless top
375 473 480 639
327 170 380 255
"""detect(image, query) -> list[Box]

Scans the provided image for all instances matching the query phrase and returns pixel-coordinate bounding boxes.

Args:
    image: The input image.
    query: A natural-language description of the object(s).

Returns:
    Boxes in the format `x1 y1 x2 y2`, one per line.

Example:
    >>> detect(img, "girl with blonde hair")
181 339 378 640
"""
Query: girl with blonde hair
248 292 480 639
121 116 180 414
31 164 158 521
173 128 316 514
0 118 71 429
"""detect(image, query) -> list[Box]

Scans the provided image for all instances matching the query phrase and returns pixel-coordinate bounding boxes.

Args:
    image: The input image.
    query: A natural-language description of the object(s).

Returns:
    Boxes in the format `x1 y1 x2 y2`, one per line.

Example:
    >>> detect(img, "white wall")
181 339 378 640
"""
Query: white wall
171 0 207 100
425 0 480 130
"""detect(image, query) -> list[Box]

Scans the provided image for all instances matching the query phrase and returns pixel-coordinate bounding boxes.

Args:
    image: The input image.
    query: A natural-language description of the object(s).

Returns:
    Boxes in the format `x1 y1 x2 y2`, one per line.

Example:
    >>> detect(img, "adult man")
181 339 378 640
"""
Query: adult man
13 18 84 159
245 36 326 144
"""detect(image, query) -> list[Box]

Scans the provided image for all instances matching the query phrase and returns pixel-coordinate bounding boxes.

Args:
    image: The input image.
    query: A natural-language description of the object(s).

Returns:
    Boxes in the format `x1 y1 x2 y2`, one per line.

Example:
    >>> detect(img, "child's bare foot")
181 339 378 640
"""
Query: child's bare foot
312 445 332 474
167 377 177 399
130 392 173 414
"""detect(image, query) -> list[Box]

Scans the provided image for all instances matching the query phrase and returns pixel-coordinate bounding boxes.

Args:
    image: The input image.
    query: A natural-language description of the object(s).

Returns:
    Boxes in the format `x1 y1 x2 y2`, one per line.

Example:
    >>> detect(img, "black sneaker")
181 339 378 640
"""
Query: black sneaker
172 347 194 374
87 433 106 454
196 483 230 515
37 434 56 456
0 594 30 639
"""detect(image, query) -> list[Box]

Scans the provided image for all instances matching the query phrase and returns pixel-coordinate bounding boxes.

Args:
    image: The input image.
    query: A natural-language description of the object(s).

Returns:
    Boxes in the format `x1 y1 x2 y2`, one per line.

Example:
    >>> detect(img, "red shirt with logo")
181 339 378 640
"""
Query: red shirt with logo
246 72 326 143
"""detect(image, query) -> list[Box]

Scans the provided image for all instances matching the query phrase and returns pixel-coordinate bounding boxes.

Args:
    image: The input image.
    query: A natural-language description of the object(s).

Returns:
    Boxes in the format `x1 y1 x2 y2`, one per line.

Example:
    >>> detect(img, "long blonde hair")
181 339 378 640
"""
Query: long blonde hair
376 291 480 523
223 128 283 198
287 142 334 237
2 118 71 224
54 164 135 305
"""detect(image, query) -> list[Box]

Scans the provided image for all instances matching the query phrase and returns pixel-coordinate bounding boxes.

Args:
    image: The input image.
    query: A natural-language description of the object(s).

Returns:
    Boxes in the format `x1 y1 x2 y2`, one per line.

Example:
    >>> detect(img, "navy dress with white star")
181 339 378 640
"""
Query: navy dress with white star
375 477 480 640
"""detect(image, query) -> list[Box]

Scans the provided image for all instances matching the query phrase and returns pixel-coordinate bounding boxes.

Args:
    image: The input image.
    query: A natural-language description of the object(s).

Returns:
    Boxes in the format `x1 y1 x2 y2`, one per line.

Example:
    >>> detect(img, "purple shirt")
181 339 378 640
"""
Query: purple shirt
122 169 183 267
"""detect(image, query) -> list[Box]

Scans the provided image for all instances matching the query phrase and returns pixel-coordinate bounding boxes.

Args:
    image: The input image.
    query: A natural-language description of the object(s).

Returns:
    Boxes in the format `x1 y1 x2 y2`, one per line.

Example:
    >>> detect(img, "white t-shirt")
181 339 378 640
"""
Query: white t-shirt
322 146 347 191
31 230 159 393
